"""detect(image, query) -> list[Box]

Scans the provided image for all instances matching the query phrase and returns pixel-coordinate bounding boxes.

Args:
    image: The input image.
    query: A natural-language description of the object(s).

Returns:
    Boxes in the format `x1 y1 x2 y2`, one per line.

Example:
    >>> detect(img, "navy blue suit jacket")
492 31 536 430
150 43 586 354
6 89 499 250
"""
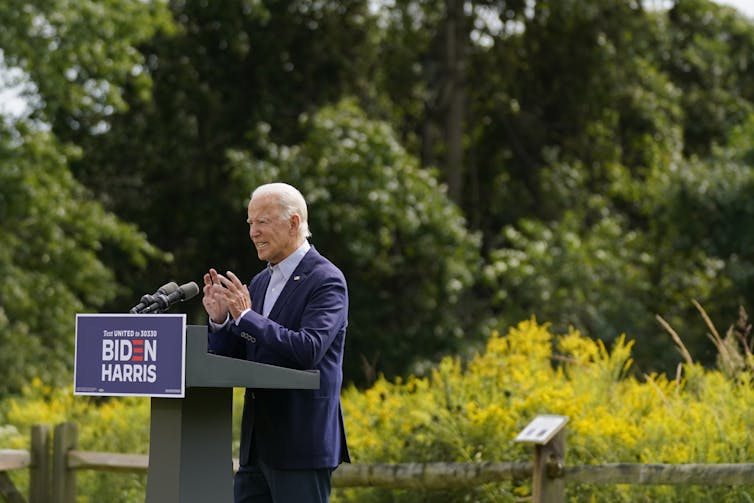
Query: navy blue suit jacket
208 245 350 469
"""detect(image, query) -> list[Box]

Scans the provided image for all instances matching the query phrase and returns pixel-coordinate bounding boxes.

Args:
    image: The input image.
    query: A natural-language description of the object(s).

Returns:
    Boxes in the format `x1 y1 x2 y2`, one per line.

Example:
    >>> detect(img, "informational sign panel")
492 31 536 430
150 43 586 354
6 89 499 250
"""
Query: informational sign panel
514 414 569 445
74 314 186 397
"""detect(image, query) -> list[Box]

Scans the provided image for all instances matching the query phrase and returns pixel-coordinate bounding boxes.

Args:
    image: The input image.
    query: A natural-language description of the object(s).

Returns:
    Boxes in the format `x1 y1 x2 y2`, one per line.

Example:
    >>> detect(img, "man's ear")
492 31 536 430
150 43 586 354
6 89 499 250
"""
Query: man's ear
290 214 301 234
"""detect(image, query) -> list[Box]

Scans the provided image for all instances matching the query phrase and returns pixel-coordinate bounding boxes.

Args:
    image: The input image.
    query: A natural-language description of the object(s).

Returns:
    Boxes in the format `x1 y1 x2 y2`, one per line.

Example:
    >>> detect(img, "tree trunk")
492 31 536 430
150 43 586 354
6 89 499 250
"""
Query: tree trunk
443 0 466 204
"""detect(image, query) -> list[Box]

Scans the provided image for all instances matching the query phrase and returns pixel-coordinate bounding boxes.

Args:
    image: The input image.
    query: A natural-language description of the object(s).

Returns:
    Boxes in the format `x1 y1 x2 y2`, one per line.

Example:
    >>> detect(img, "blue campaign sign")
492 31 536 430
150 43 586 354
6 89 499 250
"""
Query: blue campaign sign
74 314 186 398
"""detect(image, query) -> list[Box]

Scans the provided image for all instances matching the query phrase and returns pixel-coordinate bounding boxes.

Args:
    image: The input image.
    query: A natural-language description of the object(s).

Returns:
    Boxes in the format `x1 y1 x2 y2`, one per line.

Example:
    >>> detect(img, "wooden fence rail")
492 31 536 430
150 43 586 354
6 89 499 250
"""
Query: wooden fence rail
0 425 49 503
3 422 754 503
566 462 754 486
66 450 535 490
0 449 29 503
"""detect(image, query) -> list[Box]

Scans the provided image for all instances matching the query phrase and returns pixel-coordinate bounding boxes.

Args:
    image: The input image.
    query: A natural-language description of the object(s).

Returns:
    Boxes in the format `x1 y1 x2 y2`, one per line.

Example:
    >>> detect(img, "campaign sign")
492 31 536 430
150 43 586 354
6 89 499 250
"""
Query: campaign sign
74 314 186 398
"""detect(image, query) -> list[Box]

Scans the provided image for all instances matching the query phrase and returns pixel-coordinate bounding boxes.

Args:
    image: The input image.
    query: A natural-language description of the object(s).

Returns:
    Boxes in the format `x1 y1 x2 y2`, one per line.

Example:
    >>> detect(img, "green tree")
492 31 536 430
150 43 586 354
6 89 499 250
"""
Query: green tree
0 122 159 396
480 196 732 371
459 0 754 371
227 100 482 383
5 0 754 385
73 0 379 314
0 0 174 140
654 118 754 328
664 0 754 156
0 0 170 395
369 0 530 208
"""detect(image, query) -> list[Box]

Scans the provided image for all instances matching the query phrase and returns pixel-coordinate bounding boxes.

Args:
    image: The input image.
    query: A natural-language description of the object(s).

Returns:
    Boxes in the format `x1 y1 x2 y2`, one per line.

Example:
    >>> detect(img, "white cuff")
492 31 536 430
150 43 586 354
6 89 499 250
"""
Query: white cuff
209 313 230 332
234 308 252 325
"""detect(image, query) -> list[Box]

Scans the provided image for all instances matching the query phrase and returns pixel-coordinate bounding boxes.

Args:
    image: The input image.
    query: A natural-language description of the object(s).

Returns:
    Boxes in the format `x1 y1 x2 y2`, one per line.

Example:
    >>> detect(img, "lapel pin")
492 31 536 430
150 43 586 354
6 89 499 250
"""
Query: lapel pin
294 276 301 281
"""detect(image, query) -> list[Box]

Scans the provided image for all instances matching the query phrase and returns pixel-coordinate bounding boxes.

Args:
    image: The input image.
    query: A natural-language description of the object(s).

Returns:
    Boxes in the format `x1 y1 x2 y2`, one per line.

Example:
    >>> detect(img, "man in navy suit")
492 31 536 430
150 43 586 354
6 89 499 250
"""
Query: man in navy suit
201 182 350 503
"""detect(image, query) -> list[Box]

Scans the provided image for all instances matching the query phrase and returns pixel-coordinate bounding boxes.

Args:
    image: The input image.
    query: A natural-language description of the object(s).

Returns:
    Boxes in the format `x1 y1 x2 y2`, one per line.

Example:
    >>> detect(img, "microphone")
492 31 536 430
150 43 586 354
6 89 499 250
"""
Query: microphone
129 282 179 313
141 281 200 314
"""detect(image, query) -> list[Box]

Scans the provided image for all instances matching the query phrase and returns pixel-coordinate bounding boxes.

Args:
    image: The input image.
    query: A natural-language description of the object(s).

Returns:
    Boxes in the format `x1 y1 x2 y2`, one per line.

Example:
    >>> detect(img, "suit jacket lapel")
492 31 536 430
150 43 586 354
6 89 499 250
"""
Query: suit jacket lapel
267 248 316 320
252 271 271 315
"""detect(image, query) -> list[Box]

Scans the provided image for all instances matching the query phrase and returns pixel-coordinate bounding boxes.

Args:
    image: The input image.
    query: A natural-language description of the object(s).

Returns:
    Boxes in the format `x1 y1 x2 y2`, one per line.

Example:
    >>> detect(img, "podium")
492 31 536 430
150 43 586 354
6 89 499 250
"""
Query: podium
144 325 319 503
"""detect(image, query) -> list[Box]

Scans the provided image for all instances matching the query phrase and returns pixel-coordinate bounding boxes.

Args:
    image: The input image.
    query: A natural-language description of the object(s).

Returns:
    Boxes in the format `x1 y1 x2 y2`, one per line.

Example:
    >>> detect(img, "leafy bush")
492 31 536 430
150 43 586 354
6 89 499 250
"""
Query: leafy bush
0 379 150 502
335 318 754 502
0 382 246 503
3 319 754 502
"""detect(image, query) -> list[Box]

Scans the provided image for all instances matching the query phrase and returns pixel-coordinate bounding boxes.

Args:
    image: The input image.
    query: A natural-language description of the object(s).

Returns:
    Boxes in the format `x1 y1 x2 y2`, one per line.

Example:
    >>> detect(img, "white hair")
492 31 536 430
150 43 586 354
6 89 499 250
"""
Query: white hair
251 182 311 239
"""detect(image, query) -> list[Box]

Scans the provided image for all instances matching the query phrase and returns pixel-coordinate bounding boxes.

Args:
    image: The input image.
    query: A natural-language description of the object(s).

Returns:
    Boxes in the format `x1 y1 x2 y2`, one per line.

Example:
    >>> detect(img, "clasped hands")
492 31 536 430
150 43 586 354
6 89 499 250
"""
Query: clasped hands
202 268 252 324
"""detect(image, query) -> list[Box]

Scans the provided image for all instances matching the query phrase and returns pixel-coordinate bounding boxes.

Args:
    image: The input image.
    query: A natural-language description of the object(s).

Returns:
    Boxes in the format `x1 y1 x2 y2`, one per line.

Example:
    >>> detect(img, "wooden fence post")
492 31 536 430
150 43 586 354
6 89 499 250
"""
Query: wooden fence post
532 429 566 503
29 425 50 503
51 423 77 503
0 472 26 503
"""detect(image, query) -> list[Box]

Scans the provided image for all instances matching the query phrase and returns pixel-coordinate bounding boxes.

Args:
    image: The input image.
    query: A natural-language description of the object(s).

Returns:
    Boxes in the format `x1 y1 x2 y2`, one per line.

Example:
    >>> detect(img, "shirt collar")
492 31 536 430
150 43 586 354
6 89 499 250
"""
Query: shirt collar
268 240 310 280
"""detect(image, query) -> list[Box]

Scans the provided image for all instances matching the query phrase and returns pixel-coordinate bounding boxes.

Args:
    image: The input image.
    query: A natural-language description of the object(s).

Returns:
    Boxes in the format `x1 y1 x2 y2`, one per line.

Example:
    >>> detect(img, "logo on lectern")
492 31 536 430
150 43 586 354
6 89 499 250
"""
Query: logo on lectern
101 336 158 383
74 314 185 397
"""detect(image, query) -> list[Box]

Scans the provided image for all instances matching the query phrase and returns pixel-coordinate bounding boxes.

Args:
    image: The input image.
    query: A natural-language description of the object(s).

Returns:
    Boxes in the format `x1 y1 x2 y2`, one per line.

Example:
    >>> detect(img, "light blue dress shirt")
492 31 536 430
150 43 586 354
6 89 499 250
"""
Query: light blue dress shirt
261 240 310 317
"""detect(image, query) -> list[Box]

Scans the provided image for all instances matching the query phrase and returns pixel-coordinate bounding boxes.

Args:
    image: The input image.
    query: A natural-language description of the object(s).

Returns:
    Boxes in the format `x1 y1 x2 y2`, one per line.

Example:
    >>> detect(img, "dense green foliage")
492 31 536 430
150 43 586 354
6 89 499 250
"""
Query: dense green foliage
0 0 171 395
3 0 754 390
0 122 160 395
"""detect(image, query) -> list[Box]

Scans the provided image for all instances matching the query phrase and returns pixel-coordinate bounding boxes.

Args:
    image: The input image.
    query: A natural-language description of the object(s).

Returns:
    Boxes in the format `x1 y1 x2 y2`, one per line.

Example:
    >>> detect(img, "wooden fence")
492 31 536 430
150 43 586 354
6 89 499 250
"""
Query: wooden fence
2 422 754 503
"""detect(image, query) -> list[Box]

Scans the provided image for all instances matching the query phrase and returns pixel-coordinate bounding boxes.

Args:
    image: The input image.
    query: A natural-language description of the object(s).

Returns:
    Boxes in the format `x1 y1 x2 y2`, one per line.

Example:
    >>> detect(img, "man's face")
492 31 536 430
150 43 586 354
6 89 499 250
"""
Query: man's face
247 194 299 264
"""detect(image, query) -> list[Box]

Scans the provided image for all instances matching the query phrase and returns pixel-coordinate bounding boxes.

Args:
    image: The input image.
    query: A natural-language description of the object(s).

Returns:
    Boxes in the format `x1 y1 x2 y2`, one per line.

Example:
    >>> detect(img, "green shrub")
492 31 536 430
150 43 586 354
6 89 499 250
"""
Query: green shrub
3 319 754 502
335 318 754 502
0 382 246 503
0 379 150 502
